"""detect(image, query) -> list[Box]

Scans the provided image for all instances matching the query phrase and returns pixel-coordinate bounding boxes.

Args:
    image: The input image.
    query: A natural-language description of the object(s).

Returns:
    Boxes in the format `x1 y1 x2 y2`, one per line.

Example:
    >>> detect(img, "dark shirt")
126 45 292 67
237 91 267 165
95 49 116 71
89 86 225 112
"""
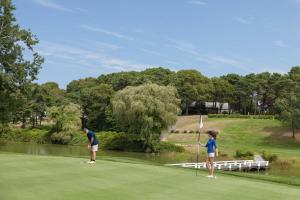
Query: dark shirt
87 131 99 146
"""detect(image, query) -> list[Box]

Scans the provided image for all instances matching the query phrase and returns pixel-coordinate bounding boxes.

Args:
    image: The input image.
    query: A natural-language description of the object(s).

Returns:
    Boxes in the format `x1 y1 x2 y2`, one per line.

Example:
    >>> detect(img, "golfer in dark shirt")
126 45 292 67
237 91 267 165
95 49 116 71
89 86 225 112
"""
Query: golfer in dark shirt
83 128 99 164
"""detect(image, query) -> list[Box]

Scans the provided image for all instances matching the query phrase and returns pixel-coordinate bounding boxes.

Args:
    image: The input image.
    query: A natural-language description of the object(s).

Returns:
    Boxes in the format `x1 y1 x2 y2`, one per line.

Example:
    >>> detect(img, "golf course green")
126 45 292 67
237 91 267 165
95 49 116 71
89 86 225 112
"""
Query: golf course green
0 153 299 200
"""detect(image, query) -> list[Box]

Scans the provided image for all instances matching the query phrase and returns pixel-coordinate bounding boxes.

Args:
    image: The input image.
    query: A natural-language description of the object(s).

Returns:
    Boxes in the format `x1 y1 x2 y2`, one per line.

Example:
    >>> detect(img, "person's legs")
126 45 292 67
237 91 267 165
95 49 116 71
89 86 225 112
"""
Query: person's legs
92 151 96 161
206 157 211 175
91 144 98 162
209 157 215 176
90 151 93 161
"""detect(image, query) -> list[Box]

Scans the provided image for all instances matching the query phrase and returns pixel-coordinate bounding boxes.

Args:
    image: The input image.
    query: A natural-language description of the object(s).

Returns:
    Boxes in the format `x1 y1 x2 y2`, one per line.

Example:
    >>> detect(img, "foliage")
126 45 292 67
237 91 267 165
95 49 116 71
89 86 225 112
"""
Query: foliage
275 85 300 138
47 103 81 144
211 77 234 113
112 84 180 150
98 71 140 91
0 0 43 124
175 70 211 115
262 151 278 163
80 84 114 131
97 131 145 152
0 127 49 143
234 149 254 159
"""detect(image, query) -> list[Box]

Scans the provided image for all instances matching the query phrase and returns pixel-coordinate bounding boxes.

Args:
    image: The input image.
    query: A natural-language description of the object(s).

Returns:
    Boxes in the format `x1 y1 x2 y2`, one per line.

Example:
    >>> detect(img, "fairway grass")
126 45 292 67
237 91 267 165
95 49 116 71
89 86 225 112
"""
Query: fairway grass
0 153 299 200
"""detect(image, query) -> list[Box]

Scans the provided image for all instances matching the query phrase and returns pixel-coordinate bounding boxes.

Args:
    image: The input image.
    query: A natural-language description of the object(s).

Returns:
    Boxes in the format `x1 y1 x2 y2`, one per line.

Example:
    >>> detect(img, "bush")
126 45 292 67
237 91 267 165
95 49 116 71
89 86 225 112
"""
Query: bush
50 131 73 144
262 151 278 163
208 114 274 119
189 130 195 133
151 141 184 153
235 149 254 159
0 127 49 143
170 130 175 133
174 130 180 133
183 130 188 133
97 132 145 152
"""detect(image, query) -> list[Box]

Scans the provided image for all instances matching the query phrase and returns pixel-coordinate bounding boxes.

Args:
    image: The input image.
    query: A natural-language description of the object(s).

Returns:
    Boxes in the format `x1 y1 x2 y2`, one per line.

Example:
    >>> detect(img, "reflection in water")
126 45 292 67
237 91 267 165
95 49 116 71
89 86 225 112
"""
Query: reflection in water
0 141 192 164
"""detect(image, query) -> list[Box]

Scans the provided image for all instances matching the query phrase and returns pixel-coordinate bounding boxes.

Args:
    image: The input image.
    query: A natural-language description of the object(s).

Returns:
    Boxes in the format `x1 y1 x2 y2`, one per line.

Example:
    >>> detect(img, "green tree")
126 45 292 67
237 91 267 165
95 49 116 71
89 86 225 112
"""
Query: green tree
140 67 176 86
275 86 300 139
0 0 43 123
175 70 211 115
80 84 114 131
48 103 81 144
98 71 140 91
211 77 234 113
112 84 180 151
40 82 66 107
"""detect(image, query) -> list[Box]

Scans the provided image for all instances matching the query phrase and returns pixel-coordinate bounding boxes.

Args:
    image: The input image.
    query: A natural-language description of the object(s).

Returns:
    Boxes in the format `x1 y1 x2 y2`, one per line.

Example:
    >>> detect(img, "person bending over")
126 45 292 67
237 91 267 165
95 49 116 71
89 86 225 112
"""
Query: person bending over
83 128 99 164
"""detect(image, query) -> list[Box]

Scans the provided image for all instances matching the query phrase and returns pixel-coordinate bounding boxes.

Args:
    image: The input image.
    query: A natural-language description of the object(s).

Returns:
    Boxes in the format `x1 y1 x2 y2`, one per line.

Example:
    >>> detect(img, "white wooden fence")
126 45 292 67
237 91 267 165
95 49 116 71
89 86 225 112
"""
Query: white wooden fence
166 160 269 171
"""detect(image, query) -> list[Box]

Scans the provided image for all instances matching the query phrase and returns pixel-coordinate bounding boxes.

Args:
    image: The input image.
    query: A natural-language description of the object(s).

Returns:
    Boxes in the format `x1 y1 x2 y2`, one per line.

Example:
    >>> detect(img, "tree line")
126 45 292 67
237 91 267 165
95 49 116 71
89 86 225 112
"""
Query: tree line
1 0 299 145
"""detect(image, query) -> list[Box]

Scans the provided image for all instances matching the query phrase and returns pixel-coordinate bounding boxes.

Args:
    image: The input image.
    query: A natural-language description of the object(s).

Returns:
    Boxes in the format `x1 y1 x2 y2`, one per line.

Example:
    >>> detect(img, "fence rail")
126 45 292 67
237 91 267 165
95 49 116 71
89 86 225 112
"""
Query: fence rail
166 160 269 171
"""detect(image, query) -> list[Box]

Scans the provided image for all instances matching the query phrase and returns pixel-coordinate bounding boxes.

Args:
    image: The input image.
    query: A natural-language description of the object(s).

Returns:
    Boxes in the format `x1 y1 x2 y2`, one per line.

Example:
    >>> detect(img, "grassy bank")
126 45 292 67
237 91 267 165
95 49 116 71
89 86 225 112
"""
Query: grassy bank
167 117 300 184
0 153 299 200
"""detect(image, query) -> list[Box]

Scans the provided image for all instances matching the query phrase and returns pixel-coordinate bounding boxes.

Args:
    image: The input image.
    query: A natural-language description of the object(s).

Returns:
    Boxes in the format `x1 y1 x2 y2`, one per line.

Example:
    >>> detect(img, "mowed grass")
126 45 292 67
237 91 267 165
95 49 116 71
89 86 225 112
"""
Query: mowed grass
167 117 300 158
167 117 300 185
0 153 300 200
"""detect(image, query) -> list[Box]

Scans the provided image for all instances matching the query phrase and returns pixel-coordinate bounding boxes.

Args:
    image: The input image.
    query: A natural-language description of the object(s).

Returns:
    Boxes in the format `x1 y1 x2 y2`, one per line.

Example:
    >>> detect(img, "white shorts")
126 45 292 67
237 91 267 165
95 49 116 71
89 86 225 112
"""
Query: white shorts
91 145 98 152
208 153 215 158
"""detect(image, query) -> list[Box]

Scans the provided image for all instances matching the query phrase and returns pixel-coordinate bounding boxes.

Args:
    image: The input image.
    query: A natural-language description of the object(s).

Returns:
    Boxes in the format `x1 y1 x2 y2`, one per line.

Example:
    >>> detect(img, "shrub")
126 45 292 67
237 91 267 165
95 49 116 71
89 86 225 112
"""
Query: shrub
235 149 254 159
50 131 73 144
170 130 175 133
97 132 145 152
208 114 274 119
0 127 49 143
174 130 180 133
189 130 195 133
183 130 188 133
262 151 278 163
151 141 184 153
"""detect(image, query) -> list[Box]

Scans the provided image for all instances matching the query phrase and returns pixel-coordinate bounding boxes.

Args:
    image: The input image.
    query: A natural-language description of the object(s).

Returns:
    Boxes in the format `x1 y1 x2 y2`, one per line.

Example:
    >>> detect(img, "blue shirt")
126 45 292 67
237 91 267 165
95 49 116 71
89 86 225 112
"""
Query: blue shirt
205 139 217 153
87 131 99 146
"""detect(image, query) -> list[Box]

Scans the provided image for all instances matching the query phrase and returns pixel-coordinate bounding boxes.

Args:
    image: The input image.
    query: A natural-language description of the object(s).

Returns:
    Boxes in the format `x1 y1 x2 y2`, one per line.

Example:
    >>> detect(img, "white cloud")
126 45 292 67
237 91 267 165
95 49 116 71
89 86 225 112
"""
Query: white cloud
82 39 121 50
167 39 241 66
274 40 287 48
140 48 165 57
166 40 199 55
32 0 74 12
234 17 253 25
37 41 151 72
80 25 133 41
165 60 181 65
205 55 240 66
188 0 207 6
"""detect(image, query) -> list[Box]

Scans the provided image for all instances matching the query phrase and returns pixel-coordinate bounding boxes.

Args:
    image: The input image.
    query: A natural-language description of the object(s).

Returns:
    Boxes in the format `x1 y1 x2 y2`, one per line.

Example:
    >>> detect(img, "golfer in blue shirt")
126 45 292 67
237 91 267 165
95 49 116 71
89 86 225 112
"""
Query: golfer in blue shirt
83 128 99 164
200 131 218 178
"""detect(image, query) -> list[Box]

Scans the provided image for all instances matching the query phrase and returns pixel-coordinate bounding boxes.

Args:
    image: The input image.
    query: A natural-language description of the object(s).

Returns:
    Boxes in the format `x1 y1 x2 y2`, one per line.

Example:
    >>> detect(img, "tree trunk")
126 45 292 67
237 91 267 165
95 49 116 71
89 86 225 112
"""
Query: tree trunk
35 115 38 127
21 116 26 129
185 105 189 115
292 128 295 139
292 120 296 139
39 116 42 126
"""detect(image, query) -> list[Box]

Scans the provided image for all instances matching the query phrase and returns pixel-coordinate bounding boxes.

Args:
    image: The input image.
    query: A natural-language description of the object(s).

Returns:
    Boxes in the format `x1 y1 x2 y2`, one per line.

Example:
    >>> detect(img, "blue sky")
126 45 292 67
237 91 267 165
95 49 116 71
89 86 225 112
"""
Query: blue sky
14 0 300 88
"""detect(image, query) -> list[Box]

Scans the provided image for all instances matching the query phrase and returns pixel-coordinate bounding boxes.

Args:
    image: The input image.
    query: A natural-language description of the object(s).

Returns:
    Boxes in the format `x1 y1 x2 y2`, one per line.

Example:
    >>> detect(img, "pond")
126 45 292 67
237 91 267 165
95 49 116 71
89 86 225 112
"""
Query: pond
0 141 193 164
